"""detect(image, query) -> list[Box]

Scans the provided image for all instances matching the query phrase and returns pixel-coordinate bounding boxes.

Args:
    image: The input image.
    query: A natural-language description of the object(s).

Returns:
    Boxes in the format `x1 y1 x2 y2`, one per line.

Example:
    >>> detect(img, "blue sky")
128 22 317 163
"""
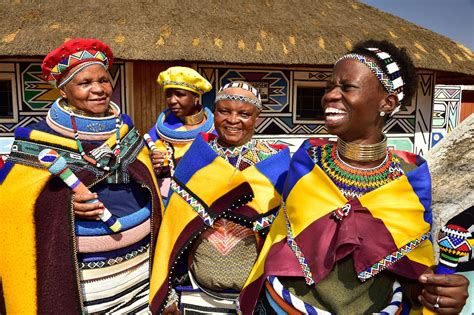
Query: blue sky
359 0 474 51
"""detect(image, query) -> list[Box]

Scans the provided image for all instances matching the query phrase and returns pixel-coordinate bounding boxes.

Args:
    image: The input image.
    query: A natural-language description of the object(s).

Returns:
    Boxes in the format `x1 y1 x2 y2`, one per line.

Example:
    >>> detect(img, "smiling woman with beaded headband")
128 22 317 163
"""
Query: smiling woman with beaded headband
149 81 291 314
0 38 162 314
239 40 469 314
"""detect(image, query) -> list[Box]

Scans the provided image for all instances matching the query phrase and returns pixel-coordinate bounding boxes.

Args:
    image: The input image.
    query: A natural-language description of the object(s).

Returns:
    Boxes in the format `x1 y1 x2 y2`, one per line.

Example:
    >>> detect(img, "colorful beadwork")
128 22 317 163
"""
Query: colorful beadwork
283 203 315 285
38 149 122 232
170 179 214 226
308 143 404 200
437 224 472 274
209 139 278 170
69 108 121 171
48 50 109 85
253 213 277 231
163 141 175 176
78 244 149 270
358 231 431 281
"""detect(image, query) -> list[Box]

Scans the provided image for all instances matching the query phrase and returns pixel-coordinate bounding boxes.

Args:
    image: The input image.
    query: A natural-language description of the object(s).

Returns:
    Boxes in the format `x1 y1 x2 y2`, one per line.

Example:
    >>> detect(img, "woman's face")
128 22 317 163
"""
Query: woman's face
214 90 259 147
322 58 388 143
60 64 112 115
165 88 199 118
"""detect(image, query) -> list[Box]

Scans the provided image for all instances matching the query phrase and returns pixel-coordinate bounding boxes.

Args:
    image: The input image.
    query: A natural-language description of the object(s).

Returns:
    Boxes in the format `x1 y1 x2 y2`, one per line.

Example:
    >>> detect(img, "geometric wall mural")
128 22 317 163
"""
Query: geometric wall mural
0 61 126 138
431 85 461 147
199 65 436 154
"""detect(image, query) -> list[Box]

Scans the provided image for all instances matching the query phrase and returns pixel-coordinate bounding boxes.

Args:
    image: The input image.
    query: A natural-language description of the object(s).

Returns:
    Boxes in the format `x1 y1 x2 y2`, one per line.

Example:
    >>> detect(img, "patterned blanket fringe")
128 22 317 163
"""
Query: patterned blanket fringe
358 231 431 281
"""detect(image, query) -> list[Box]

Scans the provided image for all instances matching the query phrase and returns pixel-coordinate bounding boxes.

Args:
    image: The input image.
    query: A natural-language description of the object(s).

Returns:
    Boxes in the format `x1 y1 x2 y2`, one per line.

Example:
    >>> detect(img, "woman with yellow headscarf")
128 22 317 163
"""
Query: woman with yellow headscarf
146 67 214 204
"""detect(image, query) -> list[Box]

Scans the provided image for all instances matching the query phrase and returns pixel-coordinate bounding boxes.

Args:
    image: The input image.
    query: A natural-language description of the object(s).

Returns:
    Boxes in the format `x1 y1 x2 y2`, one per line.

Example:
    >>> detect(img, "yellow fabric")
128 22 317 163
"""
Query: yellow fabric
150 154 282 304
242 165 281 213
286 165 345 235
157 66 212 95
244 162 433 296
0 165 50 314
0 123 155 314
154 139 192 162
136 147 164 215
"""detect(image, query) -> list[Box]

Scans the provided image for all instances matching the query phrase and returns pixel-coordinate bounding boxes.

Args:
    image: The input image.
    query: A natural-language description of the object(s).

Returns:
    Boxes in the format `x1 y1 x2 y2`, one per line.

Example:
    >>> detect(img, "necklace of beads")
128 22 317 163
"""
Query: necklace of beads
308 143 404 200
69 109 121 171
209 138 277 170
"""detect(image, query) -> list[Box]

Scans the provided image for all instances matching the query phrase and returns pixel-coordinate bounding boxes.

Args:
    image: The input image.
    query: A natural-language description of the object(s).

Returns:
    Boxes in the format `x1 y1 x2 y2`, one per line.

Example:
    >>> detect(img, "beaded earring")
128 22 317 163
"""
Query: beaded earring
380 111 386 117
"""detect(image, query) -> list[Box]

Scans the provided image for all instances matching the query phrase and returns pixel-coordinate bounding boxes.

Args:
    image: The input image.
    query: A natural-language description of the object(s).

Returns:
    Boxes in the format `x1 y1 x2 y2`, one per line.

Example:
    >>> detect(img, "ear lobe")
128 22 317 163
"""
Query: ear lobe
59 88 67 99
380 93 398 114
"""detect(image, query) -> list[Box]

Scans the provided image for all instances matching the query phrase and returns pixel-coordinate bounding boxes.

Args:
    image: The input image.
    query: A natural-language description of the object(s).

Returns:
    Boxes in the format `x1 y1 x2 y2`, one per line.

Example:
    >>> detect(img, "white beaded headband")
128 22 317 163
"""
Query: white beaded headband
336 47 405 115
215 81 262 110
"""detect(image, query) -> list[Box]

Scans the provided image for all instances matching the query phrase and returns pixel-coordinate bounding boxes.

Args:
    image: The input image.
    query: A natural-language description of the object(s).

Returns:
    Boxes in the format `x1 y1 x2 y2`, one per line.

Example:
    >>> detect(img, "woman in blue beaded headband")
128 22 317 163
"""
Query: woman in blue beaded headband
239 40 469 314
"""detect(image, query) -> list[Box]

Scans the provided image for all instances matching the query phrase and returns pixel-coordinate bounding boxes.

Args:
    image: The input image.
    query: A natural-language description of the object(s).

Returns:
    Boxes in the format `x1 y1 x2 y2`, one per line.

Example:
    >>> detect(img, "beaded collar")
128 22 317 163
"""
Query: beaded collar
209 138 278 170
46 98 122 141
46 98 123 171
308 143 404 200
155 107 214 143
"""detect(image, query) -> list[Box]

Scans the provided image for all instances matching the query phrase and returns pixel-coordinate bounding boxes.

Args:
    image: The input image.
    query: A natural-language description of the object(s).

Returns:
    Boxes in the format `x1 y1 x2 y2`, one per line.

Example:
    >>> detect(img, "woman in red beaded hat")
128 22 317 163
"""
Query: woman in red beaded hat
0 38 162 314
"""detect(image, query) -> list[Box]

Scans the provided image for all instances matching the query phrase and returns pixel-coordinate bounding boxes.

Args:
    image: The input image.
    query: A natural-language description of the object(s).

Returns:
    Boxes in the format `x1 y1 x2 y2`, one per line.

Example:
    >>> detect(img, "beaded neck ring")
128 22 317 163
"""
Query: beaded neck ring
69 108 121 171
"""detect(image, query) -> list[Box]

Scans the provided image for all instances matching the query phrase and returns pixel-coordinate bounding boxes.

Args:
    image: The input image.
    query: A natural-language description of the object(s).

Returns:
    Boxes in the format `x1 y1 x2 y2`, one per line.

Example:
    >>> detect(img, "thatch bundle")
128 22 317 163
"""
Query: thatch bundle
0 0 473 77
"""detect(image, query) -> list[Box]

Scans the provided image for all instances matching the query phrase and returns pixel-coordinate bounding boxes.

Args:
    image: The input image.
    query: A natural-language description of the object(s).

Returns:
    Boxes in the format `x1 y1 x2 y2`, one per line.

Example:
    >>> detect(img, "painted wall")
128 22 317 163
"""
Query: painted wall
0 60 460 157
199 64 435 154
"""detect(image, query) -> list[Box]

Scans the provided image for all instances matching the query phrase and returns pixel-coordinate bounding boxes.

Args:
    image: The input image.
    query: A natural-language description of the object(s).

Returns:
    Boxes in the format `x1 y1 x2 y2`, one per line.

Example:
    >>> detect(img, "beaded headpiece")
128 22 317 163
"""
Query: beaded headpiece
215 81 262 110
157 66 212 95
336 47 405 115
41 38 113 88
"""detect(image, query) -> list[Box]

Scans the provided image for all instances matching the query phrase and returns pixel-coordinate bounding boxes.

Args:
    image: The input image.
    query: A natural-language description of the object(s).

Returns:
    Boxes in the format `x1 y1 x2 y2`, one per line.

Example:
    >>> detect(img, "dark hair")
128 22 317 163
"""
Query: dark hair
351 40 417 109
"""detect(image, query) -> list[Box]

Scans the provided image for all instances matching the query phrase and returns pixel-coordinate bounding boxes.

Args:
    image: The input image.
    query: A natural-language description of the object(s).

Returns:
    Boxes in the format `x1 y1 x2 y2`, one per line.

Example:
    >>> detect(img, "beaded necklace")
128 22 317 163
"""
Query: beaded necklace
308 143 404 200
209 138 277 170
69 108 122 171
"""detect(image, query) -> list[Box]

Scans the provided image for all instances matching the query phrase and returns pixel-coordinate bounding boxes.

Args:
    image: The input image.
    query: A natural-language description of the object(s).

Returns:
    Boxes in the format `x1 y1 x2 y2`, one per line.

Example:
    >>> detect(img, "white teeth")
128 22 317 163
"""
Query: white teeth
326 115 345 121
325 108 346 114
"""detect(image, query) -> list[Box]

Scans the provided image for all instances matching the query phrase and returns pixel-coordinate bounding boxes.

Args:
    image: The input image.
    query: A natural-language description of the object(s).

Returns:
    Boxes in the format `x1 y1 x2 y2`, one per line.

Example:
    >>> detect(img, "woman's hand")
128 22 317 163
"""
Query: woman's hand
418 268 469 313
151 150 166 175
163 302 180 315
73 193 104 219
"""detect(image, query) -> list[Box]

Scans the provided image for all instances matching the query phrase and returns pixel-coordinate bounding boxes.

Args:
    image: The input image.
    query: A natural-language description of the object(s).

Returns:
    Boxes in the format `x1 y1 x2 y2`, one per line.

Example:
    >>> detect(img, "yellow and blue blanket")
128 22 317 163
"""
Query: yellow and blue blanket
240 139 434 313
0 116 162 314
149 133 290 313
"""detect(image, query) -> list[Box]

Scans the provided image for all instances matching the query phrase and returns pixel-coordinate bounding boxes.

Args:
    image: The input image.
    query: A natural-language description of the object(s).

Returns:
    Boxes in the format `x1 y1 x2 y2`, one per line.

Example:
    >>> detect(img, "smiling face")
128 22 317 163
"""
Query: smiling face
165 88 200 118
322 58 391 143
214 88 260 147
60 64 112 115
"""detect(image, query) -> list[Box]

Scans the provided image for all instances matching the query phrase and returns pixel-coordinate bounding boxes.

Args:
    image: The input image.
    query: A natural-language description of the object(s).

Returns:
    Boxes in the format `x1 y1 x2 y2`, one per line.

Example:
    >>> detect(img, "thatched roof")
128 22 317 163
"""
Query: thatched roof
1 0 473 77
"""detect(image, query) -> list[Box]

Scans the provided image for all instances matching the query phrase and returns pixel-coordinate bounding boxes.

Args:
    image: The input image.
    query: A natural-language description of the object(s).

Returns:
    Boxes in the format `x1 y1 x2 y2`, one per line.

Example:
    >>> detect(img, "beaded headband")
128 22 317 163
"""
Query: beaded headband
161 80 206 95
57 61 106 88
336 48 405 115
215 81 262 110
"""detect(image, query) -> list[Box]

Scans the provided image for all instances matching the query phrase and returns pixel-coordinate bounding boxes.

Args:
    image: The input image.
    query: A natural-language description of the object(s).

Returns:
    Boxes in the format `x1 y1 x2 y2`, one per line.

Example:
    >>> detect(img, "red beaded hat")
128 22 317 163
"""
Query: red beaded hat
41 38 114 87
